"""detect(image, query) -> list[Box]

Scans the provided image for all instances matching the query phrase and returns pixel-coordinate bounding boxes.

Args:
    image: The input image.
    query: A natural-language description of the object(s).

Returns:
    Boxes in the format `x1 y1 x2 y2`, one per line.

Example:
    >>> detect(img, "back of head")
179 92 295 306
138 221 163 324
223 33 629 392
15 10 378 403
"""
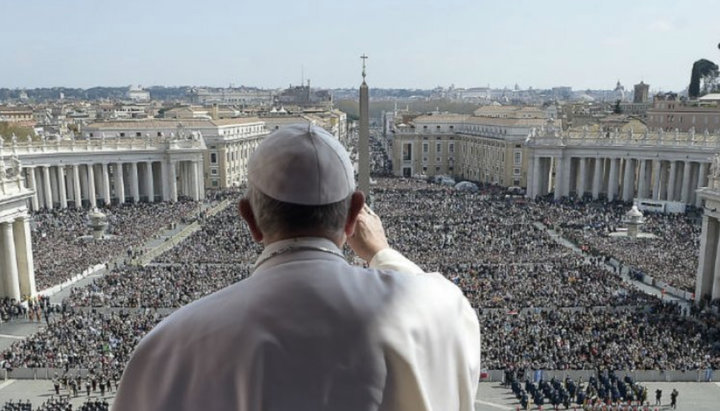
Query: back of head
247 124 355 238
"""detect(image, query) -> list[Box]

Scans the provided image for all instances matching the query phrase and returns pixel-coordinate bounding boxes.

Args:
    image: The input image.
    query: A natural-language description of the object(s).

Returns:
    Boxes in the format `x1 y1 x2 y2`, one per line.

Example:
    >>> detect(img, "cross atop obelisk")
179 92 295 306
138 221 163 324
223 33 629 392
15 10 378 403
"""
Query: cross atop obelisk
358 54 370 197
361 54 368 81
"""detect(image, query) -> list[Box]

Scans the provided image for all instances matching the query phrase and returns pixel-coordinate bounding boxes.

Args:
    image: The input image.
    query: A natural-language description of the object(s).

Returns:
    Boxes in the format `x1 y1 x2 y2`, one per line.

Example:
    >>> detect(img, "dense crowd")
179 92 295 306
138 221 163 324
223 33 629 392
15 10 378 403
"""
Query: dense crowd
536 198 701 292
66 264 249 308
1 308 163 380
1 157 717 394
153 205 261 264
2 398 109 411
31 201 200 290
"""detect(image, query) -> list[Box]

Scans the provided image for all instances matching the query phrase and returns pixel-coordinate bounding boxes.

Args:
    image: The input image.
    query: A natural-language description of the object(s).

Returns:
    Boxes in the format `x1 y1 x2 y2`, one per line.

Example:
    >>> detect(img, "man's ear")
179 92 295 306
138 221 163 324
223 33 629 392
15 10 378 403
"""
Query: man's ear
344 191 365 238
239 199 264 243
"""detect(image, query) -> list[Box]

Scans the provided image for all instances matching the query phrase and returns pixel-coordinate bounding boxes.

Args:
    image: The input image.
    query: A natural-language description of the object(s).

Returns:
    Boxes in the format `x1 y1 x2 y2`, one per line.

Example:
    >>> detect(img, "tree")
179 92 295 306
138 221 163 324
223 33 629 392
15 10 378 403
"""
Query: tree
613 100 622 114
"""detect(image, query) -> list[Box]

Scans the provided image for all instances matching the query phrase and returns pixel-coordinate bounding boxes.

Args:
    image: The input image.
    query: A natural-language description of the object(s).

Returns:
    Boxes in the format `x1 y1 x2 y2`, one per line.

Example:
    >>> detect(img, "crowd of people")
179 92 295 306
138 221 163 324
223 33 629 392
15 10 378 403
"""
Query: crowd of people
30 201 200 290
537 198 702 292
66 264 249 309
1 308 163 384
0 147 718 407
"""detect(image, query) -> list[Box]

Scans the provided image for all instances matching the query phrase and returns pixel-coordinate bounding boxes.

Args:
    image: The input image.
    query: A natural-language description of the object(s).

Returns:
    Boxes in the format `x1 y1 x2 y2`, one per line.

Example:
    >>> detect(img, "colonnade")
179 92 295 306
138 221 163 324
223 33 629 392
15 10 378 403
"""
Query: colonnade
23 159 204 211
527 155 710 206
0 215 36 301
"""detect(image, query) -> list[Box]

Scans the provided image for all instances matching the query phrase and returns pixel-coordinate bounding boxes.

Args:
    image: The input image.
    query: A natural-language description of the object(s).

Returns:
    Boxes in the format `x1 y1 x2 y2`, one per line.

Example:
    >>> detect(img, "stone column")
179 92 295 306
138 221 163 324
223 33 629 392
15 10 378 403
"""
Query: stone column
554 157 564 200
57 166 68 209
160 161 170 201
42 166 53 210
681 160 692 204
526 155 536 198
652 160 662 200
622 158 635 202
13 216 36 298
169 161 178 202
668 161 677 202
589 158 598 199
697 163 709 207
87 163 97 208
577 157 587 197
145 161 154 202
697 216 719 302
638 160 648 199
532 156 541 199
130 162 140 203
712 227 720 300
26 167 39 211
1 222 21 301
191 160 200 201
608 158 619 201
115 162 125 204
102 163 111 205
73 164 82 208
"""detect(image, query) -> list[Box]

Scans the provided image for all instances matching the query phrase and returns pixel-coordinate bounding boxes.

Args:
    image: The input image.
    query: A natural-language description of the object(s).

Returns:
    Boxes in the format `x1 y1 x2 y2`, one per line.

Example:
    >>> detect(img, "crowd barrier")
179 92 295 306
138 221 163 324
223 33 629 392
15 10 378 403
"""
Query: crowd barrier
481 368 720 383
4 367 717 382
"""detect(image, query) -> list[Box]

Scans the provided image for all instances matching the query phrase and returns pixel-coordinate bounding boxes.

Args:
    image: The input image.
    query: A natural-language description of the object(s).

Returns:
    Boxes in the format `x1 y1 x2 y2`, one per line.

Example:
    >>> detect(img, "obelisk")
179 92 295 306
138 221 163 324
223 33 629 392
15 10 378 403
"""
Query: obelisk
358 54 370 196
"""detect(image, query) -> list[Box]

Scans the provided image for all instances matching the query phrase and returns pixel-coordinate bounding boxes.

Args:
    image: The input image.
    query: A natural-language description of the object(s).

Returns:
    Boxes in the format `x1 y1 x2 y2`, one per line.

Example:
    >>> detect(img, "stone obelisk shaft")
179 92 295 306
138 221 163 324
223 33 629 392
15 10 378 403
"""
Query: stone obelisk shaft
359 80 370 195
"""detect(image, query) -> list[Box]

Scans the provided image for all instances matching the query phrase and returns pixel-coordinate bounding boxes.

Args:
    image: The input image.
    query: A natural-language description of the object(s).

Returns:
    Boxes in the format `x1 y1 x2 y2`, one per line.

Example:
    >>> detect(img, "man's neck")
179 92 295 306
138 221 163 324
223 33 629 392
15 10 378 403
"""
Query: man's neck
263 231 344 249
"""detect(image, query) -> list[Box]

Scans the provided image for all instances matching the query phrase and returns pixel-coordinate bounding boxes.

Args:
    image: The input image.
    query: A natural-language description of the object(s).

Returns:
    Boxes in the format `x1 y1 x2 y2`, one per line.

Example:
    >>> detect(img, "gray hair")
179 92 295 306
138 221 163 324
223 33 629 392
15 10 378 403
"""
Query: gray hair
247 186 351 238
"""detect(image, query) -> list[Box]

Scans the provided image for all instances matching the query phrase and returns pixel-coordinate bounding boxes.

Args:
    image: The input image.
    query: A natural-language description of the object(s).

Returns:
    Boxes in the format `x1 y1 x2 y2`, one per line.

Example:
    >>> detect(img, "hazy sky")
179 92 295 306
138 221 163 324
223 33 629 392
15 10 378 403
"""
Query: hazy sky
1 0 718 91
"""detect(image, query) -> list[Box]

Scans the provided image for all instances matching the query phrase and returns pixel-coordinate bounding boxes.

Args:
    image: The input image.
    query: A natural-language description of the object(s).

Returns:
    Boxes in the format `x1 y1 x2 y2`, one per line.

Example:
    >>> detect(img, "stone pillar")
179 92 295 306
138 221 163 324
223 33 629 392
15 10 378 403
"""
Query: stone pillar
101 163 111 205
697 163 709 207
608 158 619 201
592 158 602 200
130 162 140 203
554 157 564 200
622 158 635 202
13 217 36 298
42 166 53 210
145 161 154 202
26 167 39 211
0 222 21 301
115 162 125 204
191 160 200 201
638 160 648 199
697 216 718 302
712 228 720 300
160 161 170 202
57 166 67 209
87 163 97 208
169 161 178 202
526 155 536 198
667 161 677 202
73 165 82 208
652 160 662 200
577 157 587 197
681 160 692 204
532 156 541 199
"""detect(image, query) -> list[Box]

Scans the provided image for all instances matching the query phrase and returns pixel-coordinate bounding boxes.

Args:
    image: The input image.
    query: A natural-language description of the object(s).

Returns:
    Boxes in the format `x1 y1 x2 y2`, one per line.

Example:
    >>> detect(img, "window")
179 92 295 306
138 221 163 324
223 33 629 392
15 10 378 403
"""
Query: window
435 166 440 172
212 180 218 187
513 168 521 176
120 133 125 137
136 132 142 137
402 143 412 161
423 143 428 153
449 143 454 153
514 152 522 165
210 153 217 163
211 169 218 175
436 143 441 153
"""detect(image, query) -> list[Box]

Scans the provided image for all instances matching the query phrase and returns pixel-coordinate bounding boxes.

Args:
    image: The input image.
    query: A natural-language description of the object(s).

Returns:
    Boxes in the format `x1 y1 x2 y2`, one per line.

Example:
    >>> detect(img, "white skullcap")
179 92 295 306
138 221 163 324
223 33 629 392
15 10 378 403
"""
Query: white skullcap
248 124 356 205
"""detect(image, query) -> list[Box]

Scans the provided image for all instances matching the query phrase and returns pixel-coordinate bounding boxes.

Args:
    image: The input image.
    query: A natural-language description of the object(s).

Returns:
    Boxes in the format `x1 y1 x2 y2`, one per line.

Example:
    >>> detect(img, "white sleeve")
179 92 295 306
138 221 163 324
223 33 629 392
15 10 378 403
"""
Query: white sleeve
368 248 424 274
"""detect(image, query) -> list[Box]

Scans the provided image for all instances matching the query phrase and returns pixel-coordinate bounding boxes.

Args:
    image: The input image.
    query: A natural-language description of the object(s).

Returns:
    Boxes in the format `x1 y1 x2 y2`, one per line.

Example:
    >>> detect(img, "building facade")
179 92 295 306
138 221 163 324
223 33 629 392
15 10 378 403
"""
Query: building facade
647 93 720 132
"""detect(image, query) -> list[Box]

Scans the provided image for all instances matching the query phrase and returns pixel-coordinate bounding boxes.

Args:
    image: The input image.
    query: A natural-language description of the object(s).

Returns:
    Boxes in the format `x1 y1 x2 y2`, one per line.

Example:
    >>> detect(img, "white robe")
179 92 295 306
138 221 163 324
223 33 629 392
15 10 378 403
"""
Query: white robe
112 237 480 411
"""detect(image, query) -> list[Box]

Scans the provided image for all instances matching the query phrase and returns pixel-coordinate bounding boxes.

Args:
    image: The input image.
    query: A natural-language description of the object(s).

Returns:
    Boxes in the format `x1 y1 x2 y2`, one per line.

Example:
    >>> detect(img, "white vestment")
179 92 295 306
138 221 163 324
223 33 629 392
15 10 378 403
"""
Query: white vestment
112 237 480 411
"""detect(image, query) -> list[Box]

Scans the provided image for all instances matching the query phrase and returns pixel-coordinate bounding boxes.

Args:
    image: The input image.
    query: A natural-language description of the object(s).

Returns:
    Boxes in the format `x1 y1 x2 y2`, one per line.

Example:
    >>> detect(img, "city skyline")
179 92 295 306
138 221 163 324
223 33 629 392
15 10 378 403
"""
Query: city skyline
1 0 718 91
